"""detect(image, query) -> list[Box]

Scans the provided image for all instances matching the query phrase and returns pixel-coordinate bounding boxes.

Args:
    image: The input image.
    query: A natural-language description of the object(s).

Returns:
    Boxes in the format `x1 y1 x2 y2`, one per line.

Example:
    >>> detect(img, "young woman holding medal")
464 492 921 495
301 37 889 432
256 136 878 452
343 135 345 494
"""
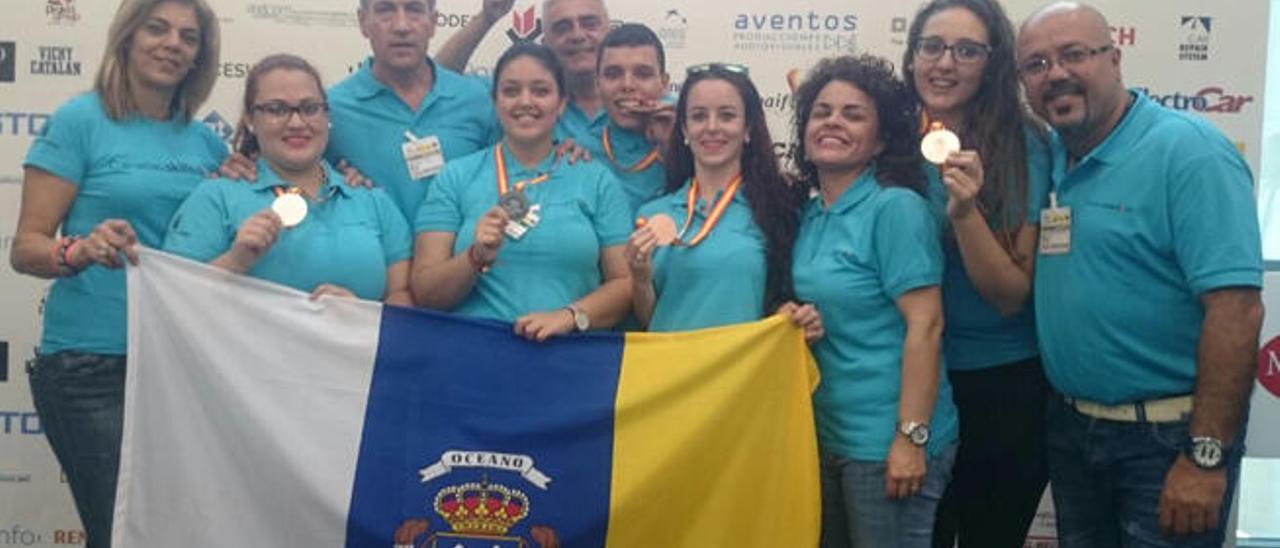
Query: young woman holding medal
164 54 413 305
789 55 958 548
411 43 632 341
902 2 1052 546
624 63 820 339
9 1 225 544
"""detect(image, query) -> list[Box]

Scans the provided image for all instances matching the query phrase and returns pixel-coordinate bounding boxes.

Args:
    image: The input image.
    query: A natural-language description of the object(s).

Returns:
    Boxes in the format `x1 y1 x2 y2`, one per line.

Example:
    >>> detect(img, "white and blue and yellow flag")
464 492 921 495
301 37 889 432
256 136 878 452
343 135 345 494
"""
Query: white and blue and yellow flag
116 249 819 547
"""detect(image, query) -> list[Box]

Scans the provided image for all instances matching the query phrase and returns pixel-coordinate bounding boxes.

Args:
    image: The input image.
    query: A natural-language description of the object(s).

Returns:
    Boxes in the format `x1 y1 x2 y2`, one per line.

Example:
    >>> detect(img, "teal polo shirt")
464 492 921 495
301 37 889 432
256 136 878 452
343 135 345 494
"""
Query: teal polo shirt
1035 91 1262 404
555 100 609 149
637 179 766 331
326 58 499 220
415 146 632 322
579 121 667 216
793 167 958 461
942 127 1051 370
24 92 227 355
163 158 411 301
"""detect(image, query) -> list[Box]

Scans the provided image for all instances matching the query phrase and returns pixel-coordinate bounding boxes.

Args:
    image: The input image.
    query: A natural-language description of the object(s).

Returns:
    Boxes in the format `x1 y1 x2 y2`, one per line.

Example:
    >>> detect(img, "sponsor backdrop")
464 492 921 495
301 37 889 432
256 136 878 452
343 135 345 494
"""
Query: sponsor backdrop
0 0 1270 546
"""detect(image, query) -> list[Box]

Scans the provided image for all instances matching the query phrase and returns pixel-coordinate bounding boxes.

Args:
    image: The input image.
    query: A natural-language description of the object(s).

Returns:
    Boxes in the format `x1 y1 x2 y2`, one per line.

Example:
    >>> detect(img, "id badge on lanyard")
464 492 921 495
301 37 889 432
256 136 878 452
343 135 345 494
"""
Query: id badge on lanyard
402 131 444 180
1039 192 1071 255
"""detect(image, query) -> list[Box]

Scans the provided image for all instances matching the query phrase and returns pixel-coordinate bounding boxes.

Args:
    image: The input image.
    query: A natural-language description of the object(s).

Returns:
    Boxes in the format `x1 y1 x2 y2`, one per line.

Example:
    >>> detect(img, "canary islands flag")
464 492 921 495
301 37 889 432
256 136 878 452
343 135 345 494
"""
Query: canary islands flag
116 249 820 547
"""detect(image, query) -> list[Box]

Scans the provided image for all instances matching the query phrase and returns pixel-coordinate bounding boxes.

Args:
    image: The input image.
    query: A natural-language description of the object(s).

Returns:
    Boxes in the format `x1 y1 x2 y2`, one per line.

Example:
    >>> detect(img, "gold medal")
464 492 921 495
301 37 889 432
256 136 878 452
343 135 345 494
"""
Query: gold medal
920 121 960 165
271 189 307 228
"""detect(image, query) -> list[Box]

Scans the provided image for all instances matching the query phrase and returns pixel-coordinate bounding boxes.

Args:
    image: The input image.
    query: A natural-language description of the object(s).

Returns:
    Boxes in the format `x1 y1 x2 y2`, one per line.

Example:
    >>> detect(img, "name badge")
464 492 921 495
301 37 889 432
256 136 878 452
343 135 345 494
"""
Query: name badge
402 133 444 180
1039 192 1071 255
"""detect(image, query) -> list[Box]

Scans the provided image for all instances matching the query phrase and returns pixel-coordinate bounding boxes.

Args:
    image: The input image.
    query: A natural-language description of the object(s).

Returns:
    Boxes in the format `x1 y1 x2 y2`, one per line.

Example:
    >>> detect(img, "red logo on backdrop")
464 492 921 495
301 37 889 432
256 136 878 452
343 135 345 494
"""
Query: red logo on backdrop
1258 336 1280 398
506 6 543 43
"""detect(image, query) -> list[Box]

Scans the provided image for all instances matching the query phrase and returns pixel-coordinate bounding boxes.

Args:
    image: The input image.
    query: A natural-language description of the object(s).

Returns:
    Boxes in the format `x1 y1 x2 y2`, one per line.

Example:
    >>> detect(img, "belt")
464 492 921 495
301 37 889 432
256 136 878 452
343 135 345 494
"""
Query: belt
1064 394 1193 423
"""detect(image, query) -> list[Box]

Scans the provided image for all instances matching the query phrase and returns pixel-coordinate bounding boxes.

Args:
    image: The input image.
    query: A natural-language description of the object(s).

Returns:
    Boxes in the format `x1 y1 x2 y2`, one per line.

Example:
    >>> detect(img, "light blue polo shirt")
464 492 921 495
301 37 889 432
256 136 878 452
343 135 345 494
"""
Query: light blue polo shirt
163 158 411 301
555 100 609 148
793 167 958 461
1035 91 1262 404
326 58 499 220
23 92 227 355
415 145 632 322
580 121 667 216
637 180 766 331
942 127 1051 370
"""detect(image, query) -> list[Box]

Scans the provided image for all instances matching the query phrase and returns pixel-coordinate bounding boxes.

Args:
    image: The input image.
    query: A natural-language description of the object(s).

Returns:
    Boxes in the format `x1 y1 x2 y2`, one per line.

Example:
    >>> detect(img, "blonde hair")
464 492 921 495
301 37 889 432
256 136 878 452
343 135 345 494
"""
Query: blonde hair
94 0 221 121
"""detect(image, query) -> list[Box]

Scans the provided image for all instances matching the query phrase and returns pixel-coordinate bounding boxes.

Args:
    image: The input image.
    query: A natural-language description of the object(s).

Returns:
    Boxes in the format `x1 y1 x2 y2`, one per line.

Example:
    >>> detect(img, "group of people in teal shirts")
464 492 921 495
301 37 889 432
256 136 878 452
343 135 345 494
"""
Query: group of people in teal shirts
11 0 1095 547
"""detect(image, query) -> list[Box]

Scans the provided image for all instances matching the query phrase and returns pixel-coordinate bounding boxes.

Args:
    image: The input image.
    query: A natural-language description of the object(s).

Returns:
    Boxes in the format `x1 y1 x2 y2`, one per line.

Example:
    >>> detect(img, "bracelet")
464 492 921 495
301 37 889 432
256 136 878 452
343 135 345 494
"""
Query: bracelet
53 236 83 277
466 245 492 274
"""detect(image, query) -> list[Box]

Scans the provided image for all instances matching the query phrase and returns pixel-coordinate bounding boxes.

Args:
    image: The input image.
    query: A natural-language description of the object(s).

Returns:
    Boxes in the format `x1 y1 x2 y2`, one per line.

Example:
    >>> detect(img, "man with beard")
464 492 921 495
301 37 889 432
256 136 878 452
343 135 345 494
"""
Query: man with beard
1018 3 1262 547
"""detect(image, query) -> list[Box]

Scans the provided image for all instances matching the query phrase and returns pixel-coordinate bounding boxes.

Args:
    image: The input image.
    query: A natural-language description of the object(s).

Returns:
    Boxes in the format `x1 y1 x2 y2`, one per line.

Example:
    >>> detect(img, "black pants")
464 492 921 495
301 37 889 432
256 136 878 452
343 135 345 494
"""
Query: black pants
932 356 1050 548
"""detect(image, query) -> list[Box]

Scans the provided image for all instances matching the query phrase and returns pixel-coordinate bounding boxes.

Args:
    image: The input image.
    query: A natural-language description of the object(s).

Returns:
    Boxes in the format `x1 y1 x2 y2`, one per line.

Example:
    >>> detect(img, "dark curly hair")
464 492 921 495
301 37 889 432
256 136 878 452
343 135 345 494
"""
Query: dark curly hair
664 66 800 311
792 54 925 194
903 0 1046 233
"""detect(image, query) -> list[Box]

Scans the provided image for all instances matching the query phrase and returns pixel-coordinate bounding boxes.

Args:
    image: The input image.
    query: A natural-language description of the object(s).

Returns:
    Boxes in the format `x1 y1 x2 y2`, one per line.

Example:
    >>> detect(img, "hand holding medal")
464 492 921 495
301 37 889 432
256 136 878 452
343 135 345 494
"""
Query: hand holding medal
923 123 986 220
920 122 961 165
224 208 284 273
271 187 308 228
627 214 678 280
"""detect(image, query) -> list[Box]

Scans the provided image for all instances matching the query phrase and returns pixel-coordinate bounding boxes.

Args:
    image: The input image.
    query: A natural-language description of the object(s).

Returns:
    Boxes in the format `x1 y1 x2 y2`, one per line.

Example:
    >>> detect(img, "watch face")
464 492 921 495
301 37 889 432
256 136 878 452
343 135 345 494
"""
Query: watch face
909 425 929 446
573 310 589 331
1192 440 1223 468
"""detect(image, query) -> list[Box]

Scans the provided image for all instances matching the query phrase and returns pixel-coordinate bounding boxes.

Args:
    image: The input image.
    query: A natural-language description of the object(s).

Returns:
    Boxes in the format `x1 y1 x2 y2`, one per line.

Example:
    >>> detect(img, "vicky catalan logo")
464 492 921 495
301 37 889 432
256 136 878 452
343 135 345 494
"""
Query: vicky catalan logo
506 6 543 44
30 46 80 76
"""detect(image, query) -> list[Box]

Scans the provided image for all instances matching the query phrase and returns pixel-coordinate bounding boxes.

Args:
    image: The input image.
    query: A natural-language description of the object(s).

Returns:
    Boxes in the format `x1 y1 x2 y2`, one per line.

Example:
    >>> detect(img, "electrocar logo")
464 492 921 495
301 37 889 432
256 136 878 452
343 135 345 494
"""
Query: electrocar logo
506 6 543 44
1136 86 1252 114
732 11 858 53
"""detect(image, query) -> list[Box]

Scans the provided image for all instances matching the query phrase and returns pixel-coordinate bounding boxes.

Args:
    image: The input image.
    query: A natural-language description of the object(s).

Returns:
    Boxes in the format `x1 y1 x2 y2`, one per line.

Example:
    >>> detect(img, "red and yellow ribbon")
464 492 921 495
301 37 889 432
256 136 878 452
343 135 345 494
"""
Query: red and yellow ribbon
494 143 551 195
678 175 742 247
601 126 661 173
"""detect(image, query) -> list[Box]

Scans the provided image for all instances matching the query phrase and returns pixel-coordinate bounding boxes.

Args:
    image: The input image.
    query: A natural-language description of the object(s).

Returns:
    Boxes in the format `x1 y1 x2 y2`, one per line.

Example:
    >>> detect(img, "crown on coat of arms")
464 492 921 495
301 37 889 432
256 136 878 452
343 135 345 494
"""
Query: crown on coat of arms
433 477 530 535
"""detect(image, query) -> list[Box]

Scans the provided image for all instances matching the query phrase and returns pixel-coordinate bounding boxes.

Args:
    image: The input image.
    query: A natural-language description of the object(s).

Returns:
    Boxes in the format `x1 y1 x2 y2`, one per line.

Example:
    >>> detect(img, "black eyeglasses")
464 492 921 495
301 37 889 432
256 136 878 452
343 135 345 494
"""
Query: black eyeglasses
1019 44 1114 77
913 37 992 65
250 101 330 123
685 62 749 77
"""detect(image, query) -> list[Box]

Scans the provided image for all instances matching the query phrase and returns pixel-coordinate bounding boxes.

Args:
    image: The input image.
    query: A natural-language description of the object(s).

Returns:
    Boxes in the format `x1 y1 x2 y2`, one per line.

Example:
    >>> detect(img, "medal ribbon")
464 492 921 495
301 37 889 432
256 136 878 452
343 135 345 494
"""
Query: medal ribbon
494 143 551 195
601 126 660 173
678 175 742 247
271 187 302 198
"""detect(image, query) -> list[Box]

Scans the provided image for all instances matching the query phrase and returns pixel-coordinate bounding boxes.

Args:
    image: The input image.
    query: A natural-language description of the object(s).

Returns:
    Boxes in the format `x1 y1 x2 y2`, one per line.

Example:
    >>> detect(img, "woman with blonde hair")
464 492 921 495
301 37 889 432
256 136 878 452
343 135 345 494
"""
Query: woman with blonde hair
8 1 224 545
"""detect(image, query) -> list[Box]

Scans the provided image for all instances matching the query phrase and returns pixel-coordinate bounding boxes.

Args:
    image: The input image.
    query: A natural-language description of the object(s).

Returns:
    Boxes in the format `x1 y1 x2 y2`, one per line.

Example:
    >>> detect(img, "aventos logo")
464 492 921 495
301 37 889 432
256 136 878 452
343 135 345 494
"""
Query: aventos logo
734 11 857 32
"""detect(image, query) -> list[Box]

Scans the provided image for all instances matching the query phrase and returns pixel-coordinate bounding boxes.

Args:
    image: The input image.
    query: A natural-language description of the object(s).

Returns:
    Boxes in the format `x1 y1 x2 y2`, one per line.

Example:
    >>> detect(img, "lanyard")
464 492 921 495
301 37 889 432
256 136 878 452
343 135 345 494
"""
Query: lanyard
601 126 661 173
494 143 552 195
677 175 742 247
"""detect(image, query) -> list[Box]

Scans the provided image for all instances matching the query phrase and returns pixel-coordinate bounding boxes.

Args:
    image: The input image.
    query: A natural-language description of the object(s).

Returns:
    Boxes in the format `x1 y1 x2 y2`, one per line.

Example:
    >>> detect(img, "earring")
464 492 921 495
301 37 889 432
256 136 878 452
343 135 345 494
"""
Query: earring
247 125 255 134
744 135 750 144
327 121 333 129
683 136 689 146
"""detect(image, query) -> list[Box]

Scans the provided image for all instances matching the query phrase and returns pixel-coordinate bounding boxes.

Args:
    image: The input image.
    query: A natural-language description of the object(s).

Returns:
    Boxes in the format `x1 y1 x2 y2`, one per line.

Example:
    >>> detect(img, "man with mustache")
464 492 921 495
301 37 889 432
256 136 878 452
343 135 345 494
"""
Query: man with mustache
1018 3 1262 547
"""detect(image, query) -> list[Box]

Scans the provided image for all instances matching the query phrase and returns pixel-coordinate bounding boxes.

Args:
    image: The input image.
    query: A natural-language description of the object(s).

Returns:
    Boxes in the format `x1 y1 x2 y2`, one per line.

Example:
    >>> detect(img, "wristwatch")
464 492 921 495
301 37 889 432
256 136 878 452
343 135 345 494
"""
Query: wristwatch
898 421 930 446
1185 436 1226 470
565 304 590 332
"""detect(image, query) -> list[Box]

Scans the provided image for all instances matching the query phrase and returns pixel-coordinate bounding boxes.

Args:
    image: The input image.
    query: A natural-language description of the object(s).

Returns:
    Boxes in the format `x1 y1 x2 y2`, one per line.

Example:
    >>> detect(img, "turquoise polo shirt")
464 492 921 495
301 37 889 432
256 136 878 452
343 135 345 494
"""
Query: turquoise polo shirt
793 167 958 461
163 159 411 301
326 58 499 220
637 179 766 331
1035 91 1262 404
415 145 632 322
23 92 227 355
555 101 609 148
579 121 667 216
942 127 1051 370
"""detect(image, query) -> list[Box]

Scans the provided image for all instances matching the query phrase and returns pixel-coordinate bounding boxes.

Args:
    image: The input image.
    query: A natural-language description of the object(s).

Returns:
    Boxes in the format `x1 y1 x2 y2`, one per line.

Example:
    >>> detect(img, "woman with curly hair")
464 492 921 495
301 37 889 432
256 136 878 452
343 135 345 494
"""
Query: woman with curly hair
790 54 958 548
624 64 820 338
902 1 1051 545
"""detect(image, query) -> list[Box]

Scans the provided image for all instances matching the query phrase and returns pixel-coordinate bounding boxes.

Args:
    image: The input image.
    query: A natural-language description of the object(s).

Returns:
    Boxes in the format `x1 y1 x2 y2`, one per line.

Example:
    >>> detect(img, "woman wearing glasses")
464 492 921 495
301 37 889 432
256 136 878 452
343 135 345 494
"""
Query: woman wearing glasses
790 55 958 548
624 63 819 338
9 1 224 544
902 1 1052 546
164 54 413 305
412 43 632 340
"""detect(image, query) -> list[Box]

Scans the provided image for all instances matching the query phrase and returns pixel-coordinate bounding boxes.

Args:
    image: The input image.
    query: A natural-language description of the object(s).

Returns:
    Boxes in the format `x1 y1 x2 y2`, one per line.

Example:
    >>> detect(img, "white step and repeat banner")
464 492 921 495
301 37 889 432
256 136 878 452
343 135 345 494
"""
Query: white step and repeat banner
0 0 1272 546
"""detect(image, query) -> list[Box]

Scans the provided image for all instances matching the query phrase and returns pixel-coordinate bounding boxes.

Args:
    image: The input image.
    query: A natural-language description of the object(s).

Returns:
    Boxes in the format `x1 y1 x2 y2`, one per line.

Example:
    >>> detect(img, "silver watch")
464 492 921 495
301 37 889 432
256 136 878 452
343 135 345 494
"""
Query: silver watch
566 304 589 332
898 421 930 446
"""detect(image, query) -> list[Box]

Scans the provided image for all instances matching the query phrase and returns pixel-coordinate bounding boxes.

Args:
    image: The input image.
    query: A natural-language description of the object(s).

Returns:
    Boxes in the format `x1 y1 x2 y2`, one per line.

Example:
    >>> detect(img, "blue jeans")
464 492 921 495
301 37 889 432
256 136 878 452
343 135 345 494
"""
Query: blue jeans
27 352 126 548
1045 395 1244 548
820 442 957 548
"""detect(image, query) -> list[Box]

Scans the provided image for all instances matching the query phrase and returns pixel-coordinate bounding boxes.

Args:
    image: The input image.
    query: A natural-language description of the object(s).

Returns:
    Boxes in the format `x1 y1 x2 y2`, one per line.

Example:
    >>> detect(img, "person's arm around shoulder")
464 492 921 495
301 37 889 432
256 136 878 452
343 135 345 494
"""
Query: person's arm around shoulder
435 0 514 72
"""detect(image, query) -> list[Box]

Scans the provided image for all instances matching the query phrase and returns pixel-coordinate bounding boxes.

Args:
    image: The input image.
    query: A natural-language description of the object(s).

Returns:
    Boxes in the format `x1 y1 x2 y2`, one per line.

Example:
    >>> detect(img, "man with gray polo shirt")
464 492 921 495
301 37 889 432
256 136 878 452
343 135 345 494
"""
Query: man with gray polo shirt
1018 2 1262 546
